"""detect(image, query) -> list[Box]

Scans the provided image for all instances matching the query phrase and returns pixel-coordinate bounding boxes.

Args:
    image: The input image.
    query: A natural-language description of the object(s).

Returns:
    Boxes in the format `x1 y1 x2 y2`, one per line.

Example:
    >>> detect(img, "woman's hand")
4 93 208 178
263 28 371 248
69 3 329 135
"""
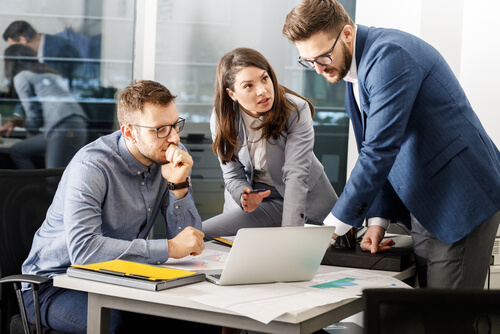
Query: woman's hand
0 121 15 138
241 187 271 212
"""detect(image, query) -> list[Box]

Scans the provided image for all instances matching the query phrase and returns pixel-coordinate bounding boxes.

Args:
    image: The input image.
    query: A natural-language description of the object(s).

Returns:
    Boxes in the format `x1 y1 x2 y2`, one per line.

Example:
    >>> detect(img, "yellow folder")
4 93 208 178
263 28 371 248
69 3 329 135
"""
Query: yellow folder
71 259 197 281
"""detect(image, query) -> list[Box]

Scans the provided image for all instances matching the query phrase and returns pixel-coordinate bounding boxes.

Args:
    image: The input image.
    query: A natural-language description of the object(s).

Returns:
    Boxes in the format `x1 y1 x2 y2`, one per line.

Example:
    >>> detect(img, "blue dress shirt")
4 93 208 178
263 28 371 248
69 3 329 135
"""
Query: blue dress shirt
22 130 201 282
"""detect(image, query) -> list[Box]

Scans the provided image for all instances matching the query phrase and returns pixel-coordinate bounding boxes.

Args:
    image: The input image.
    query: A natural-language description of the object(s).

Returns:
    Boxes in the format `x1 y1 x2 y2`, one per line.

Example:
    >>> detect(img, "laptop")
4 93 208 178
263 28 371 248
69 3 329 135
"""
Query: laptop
205 225 335 285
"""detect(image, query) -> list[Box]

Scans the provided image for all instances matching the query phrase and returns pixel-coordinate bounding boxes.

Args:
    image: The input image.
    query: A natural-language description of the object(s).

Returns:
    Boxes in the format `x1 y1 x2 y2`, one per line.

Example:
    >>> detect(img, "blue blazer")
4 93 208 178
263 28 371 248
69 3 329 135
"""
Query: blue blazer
332 25 500 243
43 34 81 82
211 93 337 226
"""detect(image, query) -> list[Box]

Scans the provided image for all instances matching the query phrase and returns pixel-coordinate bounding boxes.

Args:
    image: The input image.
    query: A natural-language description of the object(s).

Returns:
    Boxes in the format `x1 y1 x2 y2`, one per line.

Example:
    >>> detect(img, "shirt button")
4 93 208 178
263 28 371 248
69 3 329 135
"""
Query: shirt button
141 182 145 186
300 213 304 219
157 261 161 265
178 226 182 230
137 171 141 175
148 208 151 212
175 205 179 209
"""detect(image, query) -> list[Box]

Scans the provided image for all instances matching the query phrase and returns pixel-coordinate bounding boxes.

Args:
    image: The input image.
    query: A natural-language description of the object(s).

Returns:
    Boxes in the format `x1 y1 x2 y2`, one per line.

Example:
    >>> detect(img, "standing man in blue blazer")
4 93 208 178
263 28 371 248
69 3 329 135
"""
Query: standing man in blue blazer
283 0 500 288
3 20 81 87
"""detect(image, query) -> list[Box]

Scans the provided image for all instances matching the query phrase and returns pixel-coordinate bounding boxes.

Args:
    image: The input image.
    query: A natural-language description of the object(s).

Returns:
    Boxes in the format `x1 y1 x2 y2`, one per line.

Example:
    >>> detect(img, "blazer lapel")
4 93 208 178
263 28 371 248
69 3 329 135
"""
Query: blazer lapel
345 82 363 152
235 108 254 181
356 25 369 145
345 25 370 152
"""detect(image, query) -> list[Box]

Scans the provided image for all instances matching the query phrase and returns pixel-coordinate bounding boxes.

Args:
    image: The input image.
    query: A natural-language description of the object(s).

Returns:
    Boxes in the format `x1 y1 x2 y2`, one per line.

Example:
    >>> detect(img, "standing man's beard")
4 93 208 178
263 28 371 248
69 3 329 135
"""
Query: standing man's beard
323 41 352 84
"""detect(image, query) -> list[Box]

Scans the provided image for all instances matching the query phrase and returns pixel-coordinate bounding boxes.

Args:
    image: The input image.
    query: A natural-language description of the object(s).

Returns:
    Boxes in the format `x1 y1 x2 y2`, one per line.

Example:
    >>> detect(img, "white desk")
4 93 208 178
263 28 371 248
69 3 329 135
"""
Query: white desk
0 137 21 154
54 243 415 334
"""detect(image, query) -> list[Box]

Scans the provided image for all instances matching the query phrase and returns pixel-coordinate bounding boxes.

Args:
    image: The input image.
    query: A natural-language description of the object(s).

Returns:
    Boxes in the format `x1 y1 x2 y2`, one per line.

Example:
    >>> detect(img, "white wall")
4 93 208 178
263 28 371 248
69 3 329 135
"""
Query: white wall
460 0 500 147
356 0 500 144
348 0 500 175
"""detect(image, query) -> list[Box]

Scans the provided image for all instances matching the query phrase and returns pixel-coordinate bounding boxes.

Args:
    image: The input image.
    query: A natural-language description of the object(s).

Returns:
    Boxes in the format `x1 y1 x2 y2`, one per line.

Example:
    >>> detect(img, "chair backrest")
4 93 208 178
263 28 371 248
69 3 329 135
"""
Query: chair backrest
0 168 65 333
363 288 500 334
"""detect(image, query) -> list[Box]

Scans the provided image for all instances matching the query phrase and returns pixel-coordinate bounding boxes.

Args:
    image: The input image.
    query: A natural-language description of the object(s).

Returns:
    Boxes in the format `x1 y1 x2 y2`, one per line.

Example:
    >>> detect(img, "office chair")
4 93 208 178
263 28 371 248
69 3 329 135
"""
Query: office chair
0 168 66 334
363 288 500 334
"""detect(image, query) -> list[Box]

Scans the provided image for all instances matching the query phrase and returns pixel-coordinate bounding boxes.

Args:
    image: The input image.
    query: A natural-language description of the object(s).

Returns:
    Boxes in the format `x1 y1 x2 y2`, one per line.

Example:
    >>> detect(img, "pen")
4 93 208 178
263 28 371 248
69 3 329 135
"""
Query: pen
214 237 233 247
241 188 266 195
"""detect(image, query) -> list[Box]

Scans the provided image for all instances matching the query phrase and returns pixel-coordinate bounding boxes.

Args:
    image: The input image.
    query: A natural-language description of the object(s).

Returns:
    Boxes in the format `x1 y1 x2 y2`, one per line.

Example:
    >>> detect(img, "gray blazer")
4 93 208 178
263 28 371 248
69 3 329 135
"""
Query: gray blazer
14 70 87 138
210 93 337 226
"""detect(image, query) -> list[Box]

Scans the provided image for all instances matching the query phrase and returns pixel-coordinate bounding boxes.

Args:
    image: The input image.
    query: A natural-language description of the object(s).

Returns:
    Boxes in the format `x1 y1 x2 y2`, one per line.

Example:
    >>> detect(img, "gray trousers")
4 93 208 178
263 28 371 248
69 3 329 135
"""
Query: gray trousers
10 115 87 169
411 210 500 288
202 197 284 240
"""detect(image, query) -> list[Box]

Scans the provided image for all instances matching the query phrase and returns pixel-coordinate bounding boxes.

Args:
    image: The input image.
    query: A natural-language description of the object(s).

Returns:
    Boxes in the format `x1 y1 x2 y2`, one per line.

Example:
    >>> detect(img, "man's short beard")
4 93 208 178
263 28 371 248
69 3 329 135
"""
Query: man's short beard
139 151 161 165
135 130 168 165
324 41 352 84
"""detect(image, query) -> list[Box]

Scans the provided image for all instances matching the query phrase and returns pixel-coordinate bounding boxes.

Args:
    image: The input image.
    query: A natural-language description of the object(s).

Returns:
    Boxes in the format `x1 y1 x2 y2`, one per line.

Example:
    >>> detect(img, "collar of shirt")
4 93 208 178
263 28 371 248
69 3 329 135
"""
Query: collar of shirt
38 33 46 62
240 108 264 134
343 25 361 110
118 134 155 178
238 107 272 183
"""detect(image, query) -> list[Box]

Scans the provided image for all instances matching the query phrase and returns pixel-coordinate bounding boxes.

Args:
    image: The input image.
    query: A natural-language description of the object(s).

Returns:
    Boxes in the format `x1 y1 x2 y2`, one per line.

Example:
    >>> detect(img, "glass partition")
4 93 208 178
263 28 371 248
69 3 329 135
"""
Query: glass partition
0 0 135 168
154 0 355 195
0 0 355 196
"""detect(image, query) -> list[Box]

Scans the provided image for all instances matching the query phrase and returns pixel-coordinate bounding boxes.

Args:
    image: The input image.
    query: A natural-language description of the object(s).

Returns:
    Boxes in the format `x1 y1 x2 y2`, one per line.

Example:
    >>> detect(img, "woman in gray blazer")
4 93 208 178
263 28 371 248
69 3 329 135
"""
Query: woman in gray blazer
1 44 87 168
202 48 337 239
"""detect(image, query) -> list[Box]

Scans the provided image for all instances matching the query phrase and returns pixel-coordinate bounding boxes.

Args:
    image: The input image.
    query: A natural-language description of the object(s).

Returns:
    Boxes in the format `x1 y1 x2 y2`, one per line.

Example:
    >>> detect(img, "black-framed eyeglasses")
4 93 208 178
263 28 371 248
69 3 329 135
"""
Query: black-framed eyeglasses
298 26 345 69
129 118 185 139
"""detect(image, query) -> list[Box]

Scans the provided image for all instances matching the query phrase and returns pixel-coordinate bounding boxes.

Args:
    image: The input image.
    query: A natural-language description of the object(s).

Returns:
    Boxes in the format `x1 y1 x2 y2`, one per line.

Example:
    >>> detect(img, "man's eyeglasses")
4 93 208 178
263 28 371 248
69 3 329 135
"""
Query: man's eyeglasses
129 118 185 139
298 26 345 69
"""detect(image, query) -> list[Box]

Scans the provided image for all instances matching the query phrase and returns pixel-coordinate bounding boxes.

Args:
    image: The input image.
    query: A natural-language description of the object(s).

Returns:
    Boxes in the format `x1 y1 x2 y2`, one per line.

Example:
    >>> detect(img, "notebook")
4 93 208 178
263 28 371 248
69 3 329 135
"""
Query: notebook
205 225 335 286
67 260 205 291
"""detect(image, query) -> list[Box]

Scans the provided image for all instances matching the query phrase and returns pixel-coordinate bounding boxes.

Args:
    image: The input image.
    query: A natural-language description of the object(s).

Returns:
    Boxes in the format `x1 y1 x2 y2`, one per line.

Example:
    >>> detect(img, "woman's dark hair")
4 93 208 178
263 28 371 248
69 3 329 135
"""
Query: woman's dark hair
4 44 59 96
213 47 314 163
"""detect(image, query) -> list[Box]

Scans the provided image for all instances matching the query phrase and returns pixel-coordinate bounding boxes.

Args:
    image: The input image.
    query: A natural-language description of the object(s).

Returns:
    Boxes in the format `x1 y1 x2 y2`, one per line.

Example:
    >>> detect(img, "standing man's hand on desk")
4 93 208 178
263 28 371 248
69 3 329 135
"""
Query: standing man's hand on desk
360 225 395 254
168 226 205 258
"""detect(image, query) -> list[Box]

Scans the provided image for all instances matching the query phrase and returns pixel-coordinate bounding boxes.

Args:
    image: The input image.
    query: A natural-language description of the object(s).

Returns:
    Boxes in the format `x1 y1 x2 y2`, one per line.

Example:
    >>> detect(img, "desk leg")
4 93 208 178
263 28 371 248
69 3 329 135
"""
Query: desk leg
88 293 110 334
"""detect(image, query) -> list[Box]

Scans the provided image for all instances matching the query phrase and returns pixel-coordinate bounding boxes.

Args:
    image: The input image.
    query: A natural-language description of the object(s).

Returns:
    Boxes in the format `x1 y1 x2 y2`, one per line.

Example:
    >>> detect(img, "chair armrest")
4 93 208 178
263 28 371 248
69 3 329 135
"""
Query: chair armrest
0 274 52 286
0 274 52 334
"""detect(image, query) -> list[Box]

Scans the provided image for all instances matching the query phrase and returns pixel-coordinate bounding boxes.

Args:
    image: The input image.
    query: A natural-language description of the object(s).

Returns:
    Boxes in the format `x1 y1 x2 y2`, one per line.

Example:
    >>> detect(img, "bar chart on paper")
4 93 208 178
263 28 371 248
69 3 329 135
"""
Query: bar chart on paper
300 270 411 296
163 250 228 271
311 277 358 289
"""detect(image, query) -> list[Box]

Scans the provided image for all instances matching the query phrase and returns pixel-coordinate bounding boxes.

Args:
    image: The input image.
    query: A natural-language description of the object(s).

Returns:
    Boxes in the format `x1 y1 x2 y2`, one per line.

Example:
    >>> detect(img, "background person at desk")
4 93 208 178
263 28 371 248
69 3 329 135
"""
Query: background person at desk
0 44 88 168
202 47 337 239
3 20 81 86
283 0 500 288
19 80 218 333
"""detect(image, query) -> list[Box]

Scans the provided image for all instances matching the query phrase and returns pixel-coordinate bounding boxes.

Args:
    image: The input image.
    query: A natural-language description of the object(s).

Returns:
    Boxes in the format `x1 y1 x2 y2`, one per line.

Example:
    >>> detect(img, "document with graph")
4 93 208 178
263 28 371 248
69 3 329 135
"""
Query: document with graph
163 250 229 271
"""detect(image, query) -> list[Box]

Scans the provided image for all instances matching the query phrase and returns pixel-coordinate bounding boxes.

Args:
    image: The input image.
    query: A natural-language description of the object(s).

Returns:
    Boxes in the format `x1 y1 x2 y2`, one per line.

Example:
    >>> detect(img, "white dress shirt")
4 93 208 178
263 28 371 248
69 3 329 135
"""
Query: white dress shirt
240 110 275 187
38 33 46 62
324 25 390 235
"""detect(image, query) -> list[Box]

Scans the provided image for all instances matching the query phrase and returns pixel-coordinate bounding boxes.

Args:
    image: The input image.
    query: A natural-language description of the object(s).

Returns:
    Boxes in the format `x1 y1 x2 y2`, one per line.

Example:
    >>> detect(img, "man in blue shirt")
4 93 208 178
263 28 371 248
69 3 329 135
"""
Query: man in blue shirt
20 80 217 333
